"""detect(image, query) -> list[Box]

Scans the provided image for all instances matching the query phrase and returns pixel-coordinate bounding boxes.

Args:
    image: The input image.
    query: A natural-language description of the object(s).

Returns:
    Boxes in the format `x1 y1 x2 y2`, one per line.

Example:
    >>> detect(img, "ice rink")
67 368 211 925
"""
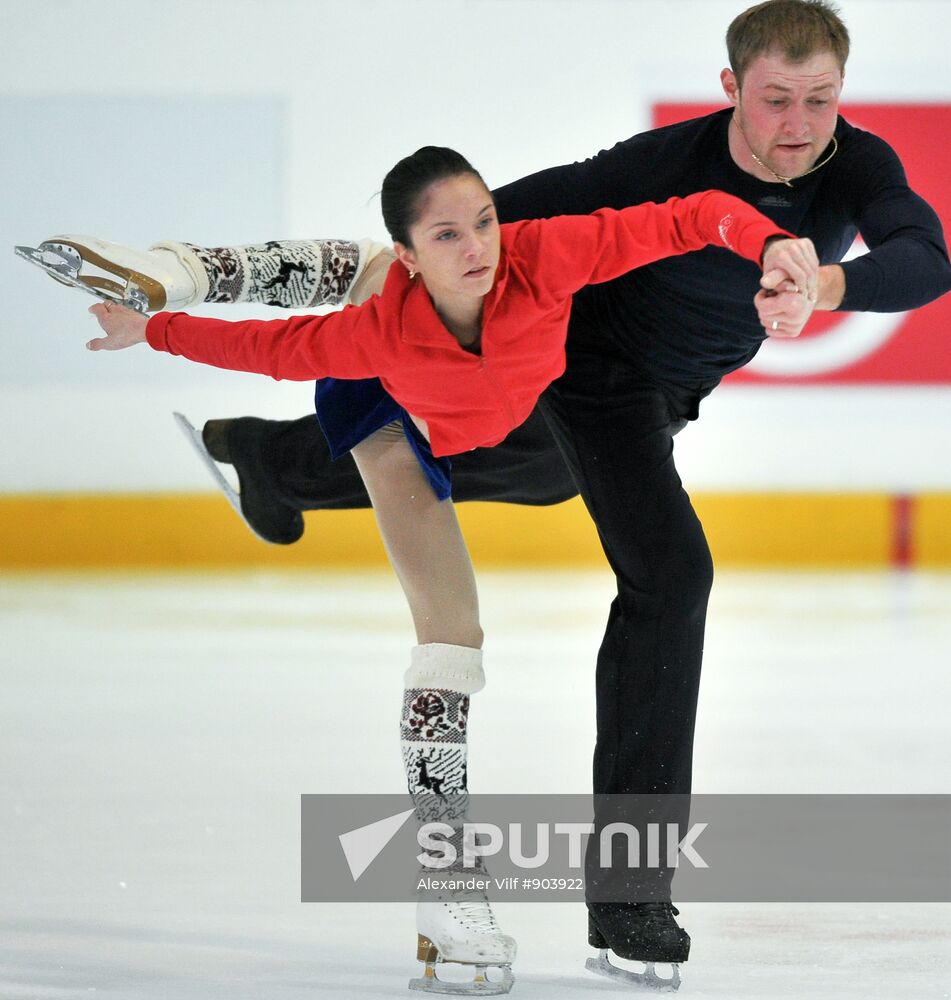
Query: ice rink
2 568 949 999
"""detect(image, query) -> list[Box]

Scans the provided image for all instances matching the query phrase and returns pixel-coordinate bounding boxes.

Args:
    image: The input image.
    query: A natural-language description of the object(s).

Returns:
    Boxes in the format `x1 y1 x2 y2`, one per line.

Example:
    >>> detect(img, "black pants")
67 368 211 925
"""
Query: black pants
540 354 713 799
540 353 714 898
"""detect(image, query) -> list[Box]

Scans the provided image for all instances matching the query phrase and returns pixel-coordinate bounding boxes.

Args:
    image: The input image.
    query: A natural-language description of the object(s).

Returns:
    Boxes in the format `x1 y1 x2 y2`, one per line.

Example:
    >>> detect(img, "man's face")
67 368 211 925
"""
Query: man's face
723 50 843 181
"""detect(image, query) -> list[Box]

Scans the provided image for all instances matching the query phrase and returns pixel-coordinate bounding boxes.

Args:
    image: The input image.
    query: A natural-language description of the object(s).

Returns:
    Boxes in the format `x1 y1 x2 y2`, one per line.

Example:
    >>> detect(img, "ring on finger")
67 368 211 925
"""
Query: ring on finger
771 320 779 331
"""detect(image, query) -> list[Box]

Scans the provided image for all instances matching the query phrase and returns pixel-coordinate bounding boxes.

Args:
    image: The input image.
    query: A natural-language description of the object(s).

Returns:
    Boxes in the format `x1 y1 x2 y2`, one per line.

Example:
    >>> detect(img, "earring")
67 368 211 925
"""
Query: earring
408 268 416 280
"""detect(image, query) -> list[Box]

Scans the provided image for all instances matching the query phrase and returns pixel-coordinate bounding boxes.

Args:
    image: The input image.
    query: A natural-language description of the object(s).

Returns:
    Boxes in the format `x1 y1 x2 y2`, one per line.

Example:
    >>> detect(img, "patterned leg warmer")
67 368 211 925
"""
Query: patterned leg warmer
402 645 516 974
401 643 485 859
152 238 389 309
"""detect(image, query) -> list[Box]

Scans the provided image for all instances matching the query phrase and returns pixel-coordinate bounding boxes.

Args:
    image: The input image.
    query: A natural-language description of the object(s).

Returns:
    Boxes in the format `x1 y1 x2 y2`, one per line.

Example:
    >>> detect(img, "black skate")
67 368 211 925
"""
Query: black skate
172 413 303 545
197 416 304 545
585 902 688 991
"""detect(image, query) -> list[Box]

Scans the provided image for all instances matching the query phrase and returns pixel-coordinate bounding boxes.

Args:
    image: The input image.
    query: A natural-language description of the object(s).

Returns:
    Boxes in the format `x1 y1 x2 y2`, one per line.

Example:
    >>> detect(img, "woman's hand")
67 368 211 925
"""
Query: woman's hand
87 301 149 351
761 237 819 300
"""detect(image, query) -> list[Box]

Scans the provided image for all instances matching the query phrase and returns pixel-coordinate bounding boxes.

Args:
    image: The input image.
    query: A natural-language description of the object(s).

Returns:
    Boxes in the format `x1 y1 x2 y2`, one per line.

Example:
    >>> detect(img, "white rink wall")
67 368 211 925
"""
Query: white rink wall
1 0 950 493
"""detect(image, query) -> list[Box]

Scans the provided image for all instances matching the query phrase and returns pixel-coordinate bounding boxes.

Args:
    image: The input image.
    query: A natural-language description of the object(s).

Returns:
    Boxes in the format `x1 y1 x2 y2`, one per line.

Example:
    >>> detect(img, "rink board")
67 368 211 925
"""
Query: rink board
1 491 950 569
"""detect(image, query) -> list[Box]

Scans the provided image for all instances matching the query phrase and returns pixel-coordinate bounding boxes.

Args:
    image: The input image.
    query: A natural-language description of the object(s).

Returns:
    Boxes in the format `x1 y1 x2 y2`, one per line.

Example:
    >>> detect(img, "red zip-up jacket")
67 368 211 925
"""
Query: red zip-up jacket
146 191 789 457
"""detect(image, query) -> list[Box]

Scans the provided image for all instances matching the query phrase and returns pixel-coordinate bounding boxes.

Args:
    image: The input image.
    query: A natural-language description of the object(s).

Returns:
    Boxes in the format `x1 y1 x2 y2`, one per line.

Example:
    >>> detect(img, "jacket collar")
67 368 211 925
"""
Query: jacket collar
394 245 511 350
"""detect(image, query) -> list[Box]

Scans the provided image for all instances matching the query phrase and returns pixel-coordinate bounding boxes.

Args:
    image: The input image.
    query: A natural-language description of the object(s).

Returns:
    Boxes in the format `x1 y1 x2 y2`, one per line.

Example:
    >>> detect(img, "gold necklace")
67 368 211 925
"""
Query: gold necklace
735 119 838 187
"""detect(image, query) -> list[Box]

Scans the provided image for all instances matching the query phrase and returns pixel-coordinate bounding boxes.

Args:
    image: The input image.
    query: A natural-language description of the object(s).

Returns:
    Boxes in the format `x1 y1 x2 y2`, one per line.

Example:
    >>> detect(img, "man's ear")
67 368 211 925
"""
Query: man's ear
721 67 740 106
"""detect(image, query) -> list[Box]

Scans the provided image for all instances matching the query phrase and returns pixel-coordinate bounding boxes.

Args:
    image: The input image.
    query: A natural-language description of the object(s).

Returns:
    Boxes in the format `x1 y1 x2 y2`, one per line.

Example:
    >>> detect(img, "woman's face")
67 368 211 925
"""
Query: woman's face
397 173 500 306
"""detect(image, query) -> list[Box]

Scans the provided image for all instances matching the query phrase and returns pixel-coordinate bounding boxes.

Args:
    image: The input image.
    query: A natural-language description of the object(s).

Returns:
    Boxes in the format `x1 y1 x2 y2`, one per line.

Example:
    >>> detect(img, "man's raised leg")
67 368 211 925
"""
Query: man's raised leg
201 405 577 544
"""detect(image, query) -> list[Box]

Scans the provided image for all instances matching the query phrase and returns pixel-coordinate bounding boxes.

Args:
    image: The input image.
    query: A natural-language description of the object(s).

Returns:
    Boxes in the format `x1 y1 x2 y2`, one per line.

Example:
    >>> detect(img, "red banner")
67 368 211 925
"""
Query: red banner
652 104 951 384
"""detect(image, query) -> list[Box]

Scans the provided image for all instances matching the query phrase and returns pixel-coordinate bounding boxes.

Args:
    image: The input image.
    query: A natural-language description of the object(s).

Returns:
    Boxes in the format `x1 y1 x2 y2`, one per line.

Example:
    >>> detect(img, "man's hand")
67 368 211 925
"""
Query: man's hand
87 301 149 351
754 284 818 338
758 237 820 338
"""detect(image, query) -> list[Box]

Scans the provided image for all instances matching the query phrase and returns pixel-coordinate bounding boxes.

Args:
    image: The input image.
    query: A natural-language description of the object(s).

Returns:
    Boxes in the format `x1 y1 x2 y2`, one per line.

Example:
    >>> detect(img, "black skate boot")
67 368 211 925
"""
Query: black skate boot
585 902 688 991
202 417 304 545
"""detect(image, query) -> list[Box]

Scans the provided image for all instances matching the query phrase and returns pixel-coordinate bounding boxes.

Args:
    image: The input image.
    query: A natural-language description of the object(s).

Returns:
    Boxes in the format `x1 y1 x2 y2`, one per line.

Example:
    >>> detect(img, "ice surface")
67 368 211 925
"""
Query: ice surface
1 569 948 999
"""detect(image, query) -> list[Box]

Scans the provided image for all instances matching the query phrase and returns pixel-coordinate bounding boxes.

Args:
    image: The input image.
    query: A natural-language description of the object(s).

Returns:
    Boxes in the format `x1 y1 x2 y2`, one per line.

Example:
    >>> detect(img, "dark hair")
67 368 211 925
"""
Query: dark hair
727 0 850 84
381 146 489 247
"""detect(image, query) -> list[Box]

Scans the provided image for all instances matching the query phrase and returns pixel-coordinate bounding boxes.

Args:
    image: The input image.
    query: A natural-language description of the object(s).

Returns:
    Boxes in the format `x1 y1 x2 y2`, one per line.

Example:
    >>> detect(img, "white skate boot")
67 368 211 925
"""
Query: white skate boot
14 235 205 312
410 888 516 995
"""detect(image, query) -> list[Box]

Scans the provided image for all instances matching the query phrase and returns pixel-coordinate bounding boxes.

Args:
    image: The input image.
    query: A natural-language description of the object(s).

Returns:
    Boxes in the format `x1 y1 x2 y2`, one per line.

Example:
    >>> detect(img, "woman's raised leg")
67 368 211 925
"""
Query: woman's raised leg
20 233 392 311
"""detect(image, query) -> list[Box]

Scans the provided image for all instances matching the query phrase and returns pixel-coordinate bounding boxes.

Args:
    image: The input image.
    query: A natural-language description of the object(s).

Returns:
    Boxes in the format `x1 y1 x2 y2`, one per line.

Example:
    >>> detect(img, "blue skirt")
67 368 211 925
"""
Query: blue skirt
314 377 453 501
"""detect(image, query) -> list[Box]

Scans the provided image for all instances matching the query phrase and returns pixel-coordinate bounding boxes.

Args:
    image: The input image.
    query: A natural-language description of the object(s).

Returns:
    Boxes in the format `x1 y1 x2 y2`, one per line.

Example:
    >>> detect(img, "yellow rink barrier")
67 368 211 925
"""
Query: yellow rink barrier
0 492 949 570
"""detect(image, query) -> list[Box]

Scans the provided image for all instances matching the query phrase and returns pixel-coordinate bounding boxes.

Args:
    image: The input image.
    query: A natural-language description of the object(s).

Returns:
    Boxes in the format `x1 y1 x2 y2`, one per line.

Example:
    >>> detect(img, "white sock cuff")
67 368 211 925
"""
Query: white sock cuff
404 643 485 694
148 240 210 306
354 238 391 285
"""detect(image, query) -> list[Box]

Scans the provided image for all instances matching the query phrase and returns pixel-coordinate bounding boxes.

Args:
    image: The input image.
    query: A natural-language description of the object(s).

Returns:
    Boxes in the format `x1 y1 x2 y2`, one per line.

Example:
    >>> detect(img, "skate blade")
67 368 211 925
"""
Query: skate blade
585 950 681 992
14 244 150 313
409 960 514 995
172 411 275 546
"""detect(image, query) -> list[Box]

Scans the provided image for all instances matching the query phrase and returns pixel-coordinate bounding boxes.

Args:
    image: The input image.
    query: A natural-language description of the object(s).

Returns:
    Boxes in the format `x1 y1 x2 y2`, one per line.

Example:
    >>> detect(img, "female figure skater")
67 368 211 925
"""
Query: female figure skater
83 146 811 994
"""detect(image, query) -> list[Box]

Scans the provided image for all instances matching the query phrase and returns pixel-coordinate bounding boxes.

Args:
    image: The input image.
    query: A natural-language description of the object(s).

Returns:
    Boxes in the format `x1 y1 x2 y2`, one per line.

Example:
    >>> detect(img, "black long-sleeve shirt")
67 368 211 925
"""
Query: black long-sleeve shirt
492 109 951 387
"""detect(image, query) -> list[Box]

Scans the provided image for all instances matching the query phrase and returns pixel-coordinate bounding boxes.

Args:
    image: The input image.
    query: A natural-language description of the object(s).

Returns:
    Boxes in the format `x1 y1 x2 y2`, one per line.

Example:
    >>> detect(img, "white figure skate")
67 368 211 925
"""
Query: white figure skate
410 889 516 995
14 235 202 312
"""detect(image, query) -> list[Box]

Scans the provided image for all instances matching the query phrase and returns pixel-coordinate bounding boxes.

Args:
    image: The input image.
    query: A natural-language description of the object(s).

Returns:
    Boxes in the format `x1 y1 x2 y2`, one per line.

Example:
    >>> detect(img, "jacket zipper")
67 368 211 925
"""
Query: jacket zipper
478 356 518 432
